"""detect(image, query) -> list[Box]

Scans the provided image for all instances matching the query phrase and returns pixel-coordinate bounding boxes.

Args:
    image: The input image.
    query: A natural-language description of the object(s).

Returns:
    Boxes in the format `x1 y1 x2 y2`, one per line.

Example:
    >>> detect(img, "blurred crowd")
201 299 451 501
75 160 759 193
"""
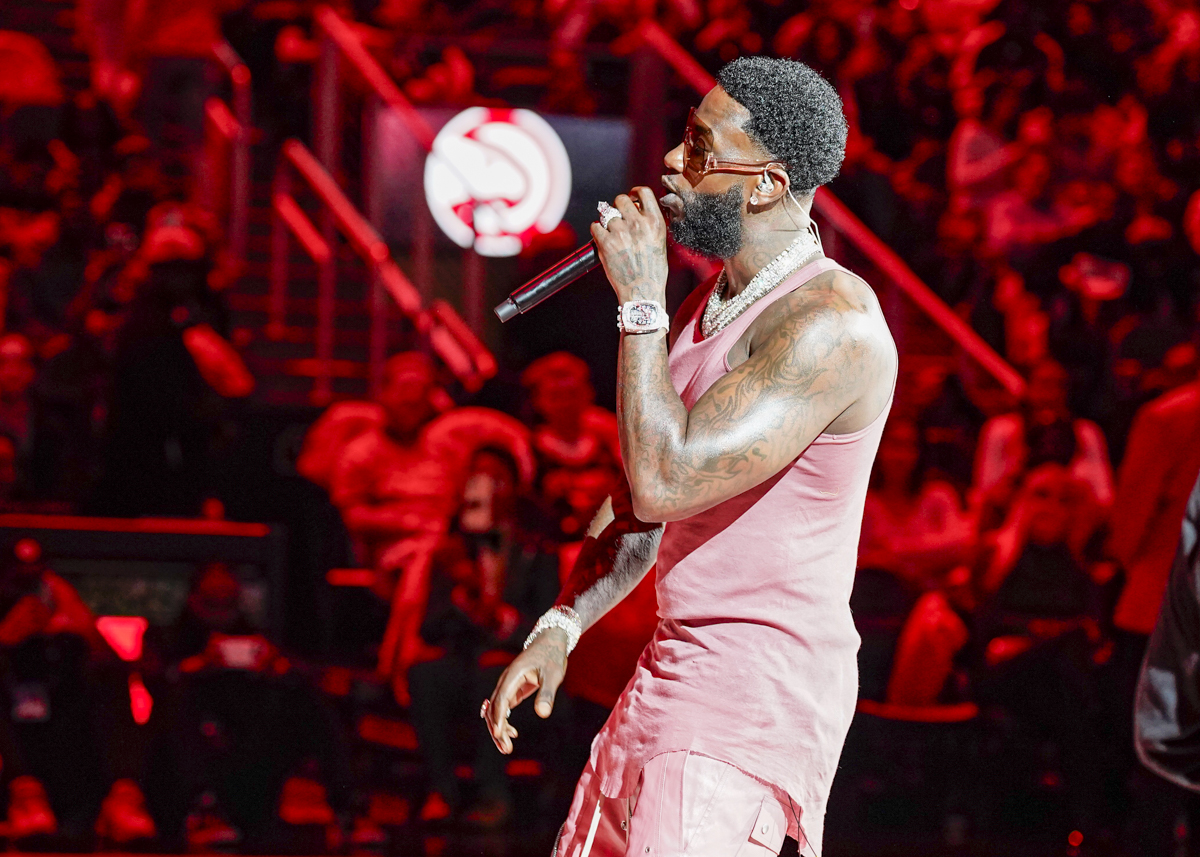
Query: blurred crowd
0 0 1199 852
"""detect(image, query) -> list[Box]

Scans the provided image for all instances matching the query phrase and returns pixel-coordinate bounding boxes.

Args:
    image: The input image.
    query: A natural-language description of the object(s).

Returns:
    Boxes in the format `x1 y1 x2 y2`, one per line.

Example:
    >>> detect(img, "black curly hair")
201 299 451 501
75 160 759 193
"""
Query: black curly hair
716 57 848 195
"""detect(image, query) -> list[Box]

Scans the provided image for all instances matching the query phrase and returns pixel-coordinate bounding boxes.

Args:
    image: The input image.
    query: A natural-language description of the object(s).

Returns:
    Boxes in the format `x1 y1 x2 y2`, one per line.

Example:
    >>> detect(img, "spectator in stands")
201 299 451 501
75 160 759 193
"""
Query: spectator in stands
947 77 1022 214
972 357 1113 528
88 211 252 516
859 418 975 590
855 417 975 701
983 149 1098 265
911 364 986 493
329 352 459 600
0 537 157 847
77 0 246 159
408 445 557 828
0 334 41 502
148 561 351 852
520 352 621 541
0 434 19 505
972 462 1112 837
0 334 37 453
1 206 86 342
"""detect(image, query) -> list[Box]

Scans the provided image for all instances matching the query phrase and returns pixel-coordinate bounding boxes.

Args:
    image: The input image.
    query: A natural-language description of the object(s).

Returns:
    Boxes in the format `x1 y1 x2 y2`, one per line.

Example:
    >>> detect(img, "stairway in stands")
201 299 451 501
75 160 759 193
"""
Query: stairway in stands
1 1 397 408
229 159 418 408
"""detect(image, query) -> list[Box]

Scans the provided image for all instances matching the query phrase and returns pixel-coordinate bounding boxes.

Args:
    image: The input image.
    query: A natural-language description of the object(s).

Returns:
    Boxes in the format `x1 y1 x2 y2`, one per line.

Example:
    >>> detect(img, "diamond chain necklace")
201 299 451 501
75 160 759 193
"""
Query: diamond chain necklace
700 227 822 339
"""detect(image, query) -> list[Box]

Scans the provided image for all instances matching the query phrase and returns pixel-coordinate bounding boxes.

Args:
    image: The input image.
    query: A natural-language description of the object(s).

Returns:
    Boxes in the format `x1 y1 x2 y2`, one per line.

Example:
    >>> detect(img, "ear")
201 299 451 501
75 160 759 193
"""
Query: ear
755 165 791 207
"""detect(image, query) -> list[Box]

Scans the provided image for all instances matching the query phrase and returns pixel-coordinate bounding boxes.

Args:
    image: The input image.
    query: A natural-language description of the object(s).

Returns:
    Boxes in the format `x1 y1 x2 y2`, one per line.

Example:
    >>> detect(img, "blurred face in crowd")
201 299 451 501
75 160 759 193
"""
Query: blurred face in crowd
1184 190 1200 254
1013 151 1052 202
811 20 848 67
0 335 35 399
1022 465 1074 546
1067 2 1095 36
532 374 593 435
188 561 242 631
877 420 921 491
1026 361 1070 422
564 466 616 531
378 354 437 439
459 450 518 534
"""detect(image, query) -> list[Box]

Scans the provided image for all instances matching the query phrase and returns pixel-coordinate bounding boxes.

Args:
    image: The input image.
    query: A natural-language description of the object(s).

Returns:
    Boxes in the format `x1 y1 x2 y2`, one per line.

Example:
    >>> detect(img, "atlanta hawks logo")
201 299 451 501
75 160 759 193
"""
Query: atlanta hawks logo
424 107 572 257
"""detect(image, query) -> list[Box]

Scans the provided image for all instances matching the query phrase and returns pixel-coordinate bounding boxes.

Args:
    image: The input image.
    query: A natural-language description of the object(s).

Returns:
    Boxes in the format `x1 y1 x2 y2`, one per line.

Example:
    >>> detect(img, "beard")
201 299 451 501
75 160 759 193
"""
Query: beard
668 185 745 260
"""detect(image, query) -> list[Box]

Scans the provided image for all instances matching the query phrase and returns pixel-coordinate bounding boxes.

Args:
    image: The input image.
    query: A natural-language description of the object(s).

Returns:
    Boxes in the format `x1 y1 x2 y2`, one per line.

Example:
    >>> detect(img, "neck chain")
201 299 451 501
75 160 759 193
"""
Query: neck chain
701 227 822 339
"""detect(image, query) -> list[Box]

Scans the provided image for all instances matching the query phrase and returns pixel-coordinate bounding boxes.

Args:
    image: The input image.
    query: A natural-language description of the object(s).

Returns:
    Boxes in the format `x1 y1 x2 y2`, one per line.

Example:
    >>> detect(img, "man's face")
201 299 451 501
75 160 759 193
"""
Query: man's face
1023 466 1074 546
378 365 435 436
532 376 591 430
661 87 765 260
459 451 518 534
1027 363 1069 418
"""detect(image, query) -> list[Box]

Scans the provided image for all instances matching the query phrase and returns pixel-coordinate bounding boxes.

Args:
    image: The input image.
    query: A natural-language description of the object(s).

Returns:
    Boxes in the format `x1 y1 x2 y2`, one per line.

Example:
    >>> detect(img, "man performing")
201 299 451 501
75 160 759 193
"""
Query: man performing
484 56 897 856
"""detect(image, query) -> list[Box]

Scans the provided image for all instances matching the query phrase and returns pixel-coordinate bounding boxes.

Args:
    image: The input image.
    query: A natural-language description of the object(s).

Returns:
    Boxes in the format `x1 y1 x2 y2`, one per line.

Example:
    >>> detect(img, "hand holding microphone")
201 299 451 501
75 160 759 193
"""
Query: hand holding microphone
493 190 667 322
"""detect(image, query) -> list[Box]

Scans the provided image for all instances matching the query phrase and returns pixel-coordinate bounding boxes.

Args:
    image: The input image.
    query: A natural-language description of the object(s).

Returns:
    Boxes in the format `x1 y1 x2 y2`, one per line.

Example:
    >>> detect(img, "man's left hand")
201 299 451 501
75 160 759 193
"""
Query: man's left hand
589 187 669 305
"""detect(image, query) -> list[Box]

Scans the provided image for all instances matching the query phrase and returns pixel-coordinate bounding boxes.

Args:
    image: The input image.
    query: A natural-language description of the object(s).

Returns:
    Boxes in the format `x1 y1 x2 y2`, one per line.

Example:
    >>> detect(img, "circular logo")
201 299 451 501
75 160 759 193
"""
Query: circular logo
424 108 572 258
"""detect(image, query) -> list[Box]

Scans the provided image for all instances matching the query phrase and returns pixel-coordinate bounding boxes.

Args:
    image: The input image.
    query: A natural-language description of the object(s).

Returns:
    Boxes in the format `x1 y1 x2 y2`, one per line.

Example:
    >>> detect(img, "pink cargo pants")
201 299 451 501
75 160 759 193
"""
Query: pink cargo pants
552 751 797 857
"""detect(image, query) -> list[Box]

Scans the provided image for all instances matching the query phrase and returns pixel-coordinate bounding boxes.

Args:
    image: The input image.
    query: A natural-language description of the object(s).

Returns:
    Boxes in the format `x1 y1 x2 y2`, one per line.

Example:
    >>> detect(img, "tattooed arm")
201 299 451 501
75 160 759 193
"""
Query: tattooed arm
485 481 662 754
592 187 896 523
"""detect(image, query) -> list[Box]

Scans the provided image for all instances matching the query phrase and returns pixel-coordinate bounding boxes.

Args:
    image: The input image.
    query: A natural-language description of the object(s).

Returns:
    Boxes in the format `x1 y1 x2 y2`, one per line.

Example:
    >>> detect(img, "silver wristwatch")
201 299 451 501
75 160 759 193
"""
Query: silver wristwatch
617 300 669 335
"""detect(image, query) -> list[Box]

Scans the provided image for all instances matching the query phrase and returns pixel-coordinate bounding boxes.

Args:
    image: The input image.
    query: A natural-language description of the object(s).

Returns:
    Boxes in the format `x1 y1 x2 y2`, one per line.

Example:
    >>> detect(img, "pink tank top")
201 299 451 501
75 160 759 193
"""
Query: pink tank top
589 256 893 855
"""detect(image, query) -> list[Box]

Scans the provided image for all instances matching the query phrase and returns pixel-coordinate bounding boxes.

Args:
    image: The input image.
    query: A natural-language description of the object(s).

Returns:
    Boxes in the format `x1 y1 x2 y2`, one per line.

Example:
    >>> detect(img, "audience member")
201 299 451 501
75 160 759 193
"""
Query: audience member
972 358 1113 528
860 418 975 590
329 353 458 598
520 352 621 541
0 538 157 846
148 561 351 851
87 214 250 517
408 446 557 828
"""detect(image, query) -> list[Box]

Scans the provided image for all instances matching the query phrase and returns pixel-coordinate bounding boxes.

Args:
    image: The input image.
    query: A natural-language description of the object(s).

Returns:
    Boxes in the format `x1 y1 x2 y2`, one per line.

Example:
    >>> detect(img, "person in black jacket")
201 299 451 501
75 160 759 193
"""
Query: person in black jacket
1134 472 1200 854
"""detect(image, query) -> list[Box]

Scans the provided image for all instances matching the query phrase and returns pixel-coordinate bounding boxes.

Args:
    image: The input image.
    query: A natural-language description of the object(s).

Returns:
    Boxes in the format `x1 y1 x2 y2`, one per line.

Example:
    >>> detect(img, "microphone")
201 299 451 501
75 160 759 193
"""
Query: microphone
494 241 600 322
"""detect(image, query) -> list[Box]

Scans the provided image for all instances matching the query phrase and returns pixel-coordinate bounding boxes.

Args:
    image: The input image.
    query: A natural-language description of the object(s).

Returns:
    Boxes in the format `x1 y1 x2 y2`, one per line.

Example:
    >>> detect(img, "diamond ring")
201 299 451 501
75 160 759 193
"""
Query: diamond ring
479 699 491 720
598 201 622 229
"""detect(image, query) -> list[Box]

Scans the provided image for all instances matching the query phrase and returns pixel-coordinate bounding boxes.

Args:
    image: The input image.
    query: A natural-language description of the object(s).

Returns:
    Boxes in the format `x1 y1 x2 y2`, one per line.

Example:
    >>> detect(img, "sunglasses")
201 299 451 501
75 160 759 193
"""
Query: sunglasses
681 107 785 185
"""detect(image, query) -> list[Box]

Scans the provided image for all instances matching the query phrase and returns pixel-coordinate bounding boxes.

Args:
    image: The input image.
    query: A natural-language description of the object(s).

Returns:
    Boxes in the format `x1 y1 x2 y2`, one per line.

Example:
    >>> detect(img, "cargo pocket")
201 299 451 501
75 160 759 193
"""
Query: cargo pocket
740 797 786 855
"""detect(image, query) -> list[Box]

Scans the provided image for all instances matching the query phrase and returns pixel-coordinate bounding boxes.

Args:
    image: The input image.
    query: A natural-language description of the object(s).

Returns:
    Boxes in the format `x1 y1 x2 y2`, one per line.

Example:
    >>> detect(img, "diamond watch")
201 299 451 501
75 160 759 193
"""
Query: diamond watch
617 300 669 335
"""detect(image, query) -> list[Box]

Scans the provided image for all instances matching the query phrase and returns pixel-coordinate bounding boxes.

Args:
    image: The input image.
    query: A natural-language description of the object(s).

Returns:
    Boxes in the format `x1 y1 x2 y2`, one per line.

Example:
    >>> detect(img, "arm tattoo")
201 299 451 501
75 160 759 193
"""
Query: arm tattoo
618 271 893 522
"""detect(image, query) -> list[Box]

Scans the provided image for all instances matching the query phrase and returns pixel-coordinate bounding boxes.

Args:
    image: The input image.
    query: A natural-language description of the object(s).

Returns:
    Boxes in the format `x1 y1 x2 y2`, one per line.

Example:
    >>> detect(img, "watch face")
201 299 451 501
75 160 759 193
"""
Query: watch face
628 303 658 326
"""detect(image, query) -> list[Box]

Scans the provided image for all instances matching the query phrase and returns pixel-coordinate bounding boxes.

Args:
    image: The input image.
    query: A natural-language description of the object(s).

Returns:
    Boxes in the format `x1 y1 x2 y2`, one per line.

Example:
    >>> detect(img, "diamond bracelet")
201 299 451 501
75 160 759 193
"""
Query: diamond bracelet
523 605 583 655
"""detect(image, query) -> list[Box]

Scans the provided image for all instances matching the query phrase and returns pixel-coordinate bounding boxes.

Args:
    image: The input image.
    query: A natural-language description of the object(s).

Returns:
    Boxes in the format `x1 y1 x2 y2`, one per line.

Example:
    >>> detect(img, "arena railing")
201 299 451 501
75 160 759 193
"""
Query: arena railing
270 139 495 404
312 6 501 332
200 40 252 271
0 513 286 638
616 21 1027 405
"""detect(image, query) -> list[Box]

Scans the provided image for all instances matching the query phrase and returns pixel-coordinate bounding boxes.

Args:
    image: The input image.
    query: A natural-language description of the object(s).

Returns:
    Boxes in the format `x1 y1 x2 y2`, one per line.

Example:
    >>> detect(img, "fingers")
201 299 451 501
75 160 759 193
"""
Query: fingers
534 660 565 719
485 665 534 754
613 193 640 219
633 186 664 225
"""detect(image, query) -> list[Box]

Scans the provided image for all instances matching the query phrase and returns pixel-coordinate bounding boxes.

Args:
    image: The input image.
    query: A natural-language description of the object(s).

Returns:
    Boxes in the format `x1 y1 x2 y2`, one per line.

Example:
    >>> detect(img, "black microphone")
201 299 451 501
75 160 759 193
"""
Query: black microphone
493 241 600 322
